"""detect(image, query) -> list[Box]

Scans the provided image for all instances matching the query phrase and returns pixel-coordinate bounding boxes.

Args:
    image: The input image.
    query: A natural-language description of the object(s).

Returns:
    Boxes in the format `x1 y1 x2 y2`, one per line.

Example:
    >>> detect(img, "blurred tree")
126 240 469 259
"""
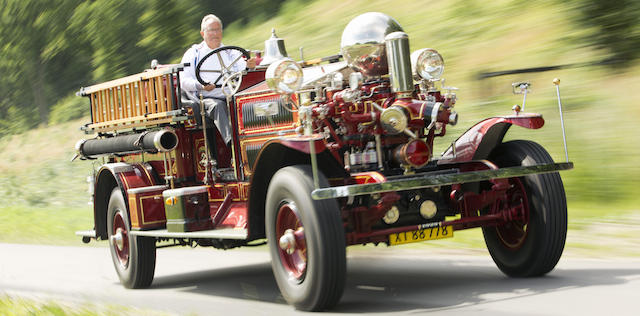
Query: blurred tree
572 0 640 66
0 0 289 136
69 0 146 81
0 0 86 128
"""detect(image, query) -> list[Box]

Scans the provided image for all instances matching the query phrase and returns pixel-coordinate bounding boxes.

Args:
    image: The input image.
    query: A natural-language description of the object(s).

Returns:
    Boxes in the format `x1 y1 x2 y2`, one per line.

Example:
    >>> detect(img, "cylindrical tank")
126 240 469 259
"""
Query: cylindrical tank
385 31 413 95
76 129 178 159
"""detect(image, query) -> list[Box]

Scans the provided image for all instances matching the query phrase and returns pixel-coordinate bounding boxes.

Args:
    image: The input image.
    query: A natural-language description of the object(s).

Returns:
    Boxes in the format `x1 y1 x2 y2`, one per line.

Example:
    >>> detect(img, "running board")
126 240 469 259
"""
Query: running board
129 228 248 240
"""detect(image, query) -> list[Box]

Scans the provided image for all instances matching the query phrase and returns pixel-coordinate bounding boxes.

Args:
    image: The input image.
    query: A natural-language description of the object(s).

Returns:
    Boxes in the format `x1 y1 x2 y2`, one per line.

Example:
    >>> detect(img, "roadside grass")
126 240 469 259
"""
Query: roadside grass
0 295 171 316
0 206 94 245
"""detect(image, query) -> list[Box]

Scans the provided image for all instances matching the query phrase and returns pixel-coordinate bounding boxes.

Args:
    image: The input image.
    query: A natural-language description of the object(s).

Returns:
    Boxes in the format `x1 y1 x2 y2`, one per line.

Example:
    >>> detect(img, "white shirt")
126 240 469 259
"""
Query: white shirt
180 41 247 99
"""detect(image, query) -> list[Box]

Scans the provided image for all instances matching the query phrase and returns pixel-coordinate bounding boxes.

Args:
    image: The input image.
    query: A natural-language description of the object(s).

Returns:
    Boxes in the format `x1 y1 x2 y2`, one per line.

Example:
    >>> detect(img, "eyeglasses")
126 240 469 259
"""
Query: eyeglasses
204 27 222 33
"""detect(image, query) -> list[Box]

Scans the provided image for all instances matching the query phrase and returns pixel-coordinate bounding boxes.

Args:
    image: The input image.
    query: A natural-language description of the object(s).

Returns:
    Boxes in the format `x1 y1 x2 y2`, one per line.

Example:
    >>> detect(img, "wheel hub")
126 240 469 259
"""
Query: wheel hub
111 211 130 267
496 178 530 250
279 227 305 255
111 228 125 251
279 229 296 254
276 201 307 280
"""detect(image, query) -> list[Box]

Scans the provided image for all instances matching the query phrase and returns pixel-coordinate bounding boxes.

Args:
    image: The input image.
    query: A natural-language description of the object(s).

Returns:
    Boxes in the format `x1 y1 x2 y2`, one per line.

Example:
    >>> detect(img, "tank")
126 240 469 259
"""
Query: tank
340 12 404 77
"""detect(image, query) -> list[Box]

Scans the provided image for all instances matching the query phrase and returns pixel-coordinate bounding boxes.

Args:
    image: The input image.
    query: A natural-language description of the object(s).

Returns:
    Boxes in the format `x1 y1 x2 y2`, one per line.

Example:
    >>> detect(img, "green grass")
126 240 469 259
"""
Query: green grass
0 295 170 316
0 206 94 245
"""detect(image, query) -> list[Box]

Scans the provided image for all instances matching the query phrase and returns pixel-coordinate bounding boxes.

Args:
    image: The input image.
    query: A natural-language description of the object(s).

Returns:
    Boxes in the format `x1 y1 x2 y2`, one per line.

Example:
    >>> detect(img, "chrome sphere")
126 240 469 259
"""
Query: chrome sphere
340 12 404 77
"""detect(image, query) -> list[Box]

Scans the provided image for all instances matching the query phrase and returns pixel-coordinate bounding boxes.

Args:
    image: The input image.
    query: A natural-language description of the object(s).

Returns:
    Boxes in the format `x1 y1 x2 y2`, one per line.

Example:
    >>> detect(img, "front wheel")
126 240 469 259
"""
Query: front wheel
107 188 156 288
483 140 567 277
265 165 346 311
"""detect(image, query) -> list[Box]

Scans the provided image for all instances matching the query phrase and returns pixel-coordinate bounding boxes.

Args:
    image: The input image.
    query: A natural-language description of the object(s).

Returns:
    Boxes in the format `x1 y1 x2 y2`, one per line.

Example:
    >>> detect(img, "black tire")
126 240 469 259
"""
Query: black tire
106 188 156 288
482 140 567 277
265 165 346 311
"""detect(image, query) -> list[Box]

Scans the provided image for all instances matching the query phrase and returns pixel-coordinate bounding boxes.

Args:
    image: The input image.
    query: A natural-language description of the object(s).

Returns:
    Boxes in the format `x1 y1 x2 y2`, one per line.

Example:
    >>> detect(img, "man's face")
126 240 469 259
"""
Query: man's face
201 21 222 49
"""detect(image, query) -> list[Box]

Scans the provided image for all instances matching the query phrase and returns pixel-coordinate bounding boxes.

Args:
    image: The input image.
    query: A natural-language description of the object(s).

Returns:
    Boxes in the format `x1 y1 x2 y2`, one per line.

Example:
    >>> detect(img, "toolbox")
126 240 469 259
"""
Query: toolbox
163 186 212 232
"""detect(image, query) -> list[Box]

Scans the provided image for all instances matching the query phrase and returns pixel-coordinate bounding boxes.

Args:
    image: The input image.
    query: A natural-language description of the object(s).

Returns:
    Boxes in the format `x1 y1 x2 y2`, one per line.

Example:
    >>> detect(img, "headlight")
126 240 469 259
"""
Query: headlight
265 58 303 94
411 48 444 81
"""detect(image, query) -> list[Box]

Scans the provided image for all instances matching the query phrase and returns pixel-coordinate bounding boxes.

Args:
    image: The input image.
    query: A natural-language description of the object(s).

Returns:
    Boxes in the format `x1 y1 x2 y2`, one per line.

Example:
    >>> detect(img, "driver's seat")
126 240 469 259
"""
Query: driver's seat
180 91 232 168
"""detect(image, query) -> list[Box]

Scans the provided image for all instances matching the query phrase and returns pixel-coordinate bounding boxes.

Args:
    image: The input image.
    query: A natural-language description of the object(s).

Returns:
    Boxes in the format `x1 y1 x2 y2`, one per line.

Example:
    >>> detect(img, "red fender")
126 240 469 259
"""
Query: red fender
438 114 544 164
93 162 162 238
275 134 327 154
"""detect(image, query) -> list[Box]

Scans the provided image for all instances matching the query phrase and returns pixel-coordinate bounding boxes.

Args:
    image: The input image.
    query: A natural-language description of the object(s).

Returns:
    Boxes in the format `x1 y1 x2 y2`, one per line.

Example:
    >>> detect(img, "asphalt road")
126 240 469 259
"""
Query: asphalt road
1 243 639 315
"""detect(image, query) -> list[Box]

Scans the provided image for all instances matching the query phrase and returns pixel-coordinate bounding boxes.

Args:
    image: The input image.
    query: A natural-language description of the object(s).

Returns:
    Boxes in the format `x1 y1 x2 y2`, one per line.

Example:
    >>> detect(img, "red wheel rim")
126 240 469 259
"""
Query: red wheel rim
112 211 130 267
276 201 307 281
496 178 530 250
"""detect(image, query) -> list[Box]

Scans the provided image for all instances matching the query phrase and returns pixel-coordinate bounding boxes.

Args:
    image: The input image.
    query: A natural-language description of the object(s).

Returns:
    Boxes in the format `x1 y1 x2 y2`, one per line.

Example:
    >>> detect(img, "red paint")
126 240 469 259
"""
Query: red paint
439 115 545 163
276 202 307 280
277 136 327 154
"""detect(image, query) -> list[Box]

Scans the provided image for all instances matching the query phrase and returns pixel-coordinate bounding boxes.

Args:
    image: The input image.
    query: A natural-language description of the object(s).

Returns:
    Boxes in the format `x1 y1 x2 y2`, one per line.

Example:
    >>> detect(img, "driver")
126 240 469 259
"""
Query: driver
180 14 256 144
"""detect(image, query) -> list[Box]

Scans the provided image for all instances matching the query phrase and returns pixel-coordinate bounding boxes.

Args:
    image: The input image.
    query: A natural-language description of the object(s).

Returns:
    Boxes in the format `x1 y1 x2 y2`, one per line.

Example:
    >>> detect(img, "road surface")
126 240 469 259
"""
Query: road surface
1 243 639 315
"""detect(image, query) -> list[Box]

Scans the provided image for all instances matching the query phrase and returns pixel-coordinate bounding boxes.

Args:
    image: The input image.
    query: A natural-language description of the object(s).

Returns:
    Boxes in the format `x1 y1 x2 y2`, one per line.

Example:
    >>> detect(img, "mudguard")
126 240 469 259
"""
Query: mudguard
438 114 544 164
93 162 162 238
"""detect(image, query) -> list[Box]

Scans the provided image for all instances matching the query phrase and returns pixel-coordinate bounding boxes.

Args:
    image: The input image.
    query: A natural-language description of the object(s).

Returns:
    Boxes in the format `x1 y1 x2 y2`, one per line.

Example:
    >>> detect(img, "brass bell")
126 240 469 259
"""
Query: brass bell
261 28 288 66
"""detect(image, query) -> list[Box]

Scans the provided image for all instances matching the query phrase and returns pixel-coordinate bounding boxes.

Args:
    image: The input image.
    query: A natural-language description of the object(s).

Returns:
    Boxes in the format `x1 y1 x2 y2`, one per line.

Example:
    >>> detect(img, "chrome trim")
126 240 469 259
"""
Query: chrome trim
129 228 248 240
553 78 570 162
341 12 404 77
385 31 413 93
104 162 134 173
153 129 178 152
127 185 169 195
239 129 297 139
311 162 574 200
75 230 97 238
162 185 209 196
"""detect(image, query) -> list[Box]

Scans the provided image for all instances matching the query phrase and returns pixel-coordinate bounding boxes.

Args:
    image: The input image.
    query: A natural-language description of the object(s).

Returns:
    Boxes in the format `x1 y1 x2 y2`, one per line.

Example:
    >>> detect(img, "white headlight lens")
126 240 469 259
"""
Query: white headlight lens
266 58 303 94
411 48 444 80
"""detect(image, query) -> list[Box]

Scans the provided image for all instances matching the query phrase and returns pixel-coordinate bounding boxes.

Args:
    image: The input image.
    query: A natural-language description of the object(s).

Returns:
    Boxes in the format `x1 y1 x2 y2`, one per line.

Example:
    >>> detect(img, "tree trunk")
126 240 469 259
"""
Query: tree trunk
29 59 48 127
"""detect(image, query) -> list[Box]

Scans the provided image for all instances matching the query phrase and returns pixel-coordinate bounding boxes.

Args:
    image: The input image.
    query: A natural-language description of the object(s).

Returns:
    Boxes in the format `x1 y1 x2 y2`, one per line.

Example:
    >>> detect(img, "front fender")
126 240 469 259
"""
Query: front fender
438 114 544 164
246 135 346 240
93 162 160 239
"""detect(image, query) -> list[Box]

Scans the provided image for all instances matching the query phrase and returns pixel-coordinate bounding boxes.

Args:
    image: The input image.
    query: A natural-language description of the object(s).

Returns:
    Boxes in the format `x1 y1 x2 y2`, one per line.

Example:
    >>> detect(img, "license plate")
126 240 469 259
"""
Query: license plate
389 226 453 245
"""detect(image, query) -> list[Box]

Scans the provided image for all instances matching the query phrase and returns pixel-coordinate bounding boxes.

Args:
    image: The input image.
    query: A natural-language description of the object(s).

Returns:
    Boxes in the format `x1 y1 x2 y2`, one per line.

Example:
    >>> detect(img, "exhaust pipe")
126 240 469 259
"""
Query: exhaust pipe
75 129 178 159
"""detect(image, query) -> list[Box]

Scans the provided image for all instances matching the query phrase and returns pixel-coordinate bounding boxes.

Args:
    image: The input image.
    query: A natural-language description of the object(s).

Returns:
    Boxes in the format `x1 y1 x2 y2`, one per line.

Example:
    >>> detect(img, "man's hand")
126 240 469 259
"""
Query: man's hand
246 57 257 69
203 84 215 91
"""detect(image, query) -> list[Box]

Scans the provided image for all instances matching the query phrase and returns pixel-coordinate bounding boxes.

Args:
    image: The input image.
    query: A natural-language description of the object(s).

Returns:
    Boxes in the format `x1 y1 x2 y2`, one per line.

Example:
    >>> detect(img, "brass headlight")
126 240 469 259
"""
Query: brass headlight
380 106 408 134
411 48 444 81
265 58 303 94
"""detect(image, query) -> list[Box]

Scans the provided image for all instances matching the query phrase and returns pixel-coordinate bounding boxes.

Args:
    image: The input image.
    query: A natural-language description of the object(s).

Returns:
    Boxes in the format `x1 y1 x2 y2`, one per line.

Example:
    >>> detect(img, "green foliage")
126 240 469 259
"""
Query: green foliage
0 0 284 131
570 0 640 66
49 93 89 125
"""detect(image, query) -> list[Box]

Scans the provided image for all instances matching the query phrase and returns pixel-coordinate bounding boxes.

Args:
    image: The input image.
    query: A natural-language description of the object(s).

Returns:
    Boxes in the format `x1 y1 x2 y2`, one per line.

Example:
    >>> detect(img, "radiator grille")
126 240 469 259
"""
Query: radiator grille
244 142 263 170
240 95 295 130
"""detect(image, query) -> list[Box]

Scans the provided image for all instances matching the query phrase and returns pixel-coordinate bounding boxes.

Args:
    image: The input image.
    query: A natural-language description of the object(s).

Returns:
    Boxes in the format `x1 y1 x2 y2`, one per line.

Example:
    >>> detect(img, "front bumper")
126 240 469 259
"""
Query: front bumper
311 162 573 200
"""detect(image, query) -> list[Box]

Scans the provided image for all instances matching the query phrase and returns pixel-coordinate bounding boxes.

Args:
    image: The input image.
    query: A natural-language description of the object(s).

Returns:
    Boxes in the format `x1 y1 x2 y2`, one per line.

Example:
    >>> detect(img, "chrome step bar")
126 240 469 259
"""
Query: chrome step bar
129 228 248 240
312 162 574 200
76 228 248 240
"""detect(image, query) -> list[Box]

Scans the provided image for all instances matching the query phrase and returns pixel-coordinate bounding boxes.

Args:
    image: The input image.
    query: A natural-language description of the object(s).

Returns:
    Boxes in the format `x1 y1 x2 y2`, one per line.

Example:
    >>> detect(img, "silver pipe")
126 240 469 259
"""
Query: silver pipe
385 32 413 95
553 78 569 162
375 134 384 170
200 93 212 184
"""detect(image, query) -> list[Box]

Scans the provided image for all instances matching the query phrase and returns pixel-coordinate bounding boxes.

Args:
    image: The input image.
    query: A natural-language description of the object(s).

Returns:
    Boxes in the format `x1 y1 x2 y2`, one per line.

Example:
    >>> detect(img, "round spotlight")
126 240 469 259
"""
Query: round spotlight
265 58 303 94
411 48 444 81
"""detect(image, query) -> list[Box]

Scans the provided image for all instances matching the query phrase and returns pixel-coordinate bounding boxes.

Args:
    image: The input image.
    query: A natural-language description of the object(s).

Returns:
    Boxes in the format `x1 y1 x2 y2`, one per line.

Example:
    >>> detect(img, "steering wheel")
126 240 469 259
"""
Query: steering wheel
195 46 250 97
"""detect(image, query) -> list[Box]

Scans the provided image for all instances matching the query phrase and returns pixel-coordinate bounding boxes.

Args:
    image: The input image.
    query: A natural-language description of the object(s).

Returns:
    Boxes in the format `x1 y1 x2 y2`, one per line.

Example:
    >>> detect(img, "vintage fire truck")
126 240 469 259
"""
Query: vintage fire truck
75 12 573 311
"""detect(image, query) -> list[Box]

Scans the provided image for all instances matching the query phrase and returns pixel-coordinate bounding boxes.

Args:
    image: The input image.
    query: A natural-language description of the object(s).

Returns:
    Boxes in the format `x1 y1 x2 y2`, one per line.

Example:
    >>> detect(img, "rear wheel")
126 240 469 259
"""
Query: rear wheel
482 140 567 277
107 188 156 288
265 165 346 311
